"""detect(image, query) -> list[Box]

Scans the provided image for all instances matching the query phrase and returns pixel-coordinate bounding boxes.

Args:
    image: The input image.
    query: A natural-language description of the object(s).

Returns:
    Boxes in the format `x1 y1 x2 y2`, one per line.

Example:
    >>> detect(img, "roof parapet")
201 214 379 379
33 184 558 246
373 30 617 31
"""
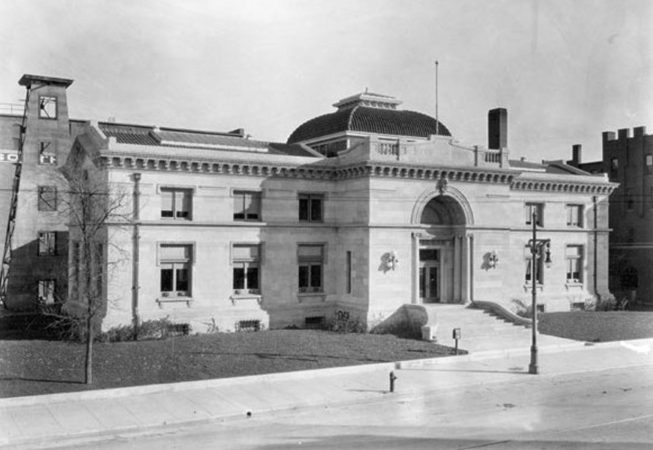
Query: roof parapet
18 74 74 88
603 126 649 142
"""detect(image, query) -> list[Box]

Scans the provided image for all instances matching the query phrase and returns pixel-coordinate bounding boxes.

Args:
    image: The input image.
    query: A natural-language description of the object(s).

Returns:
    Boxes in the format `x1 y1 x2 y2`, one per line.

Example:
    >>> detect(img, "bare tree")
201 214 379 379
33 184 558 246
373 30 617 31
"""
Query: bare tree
58 162 129 384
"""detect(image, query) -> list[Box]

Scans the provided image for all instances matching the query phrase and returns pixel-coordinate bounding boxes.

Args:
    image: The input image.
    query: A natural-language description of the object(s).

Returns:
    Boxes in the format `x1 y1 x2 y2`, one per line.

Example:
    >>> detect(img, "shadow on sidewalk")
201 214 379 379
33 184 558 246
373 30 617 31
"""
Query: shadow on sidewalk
346 388 387 394
400 367 531 375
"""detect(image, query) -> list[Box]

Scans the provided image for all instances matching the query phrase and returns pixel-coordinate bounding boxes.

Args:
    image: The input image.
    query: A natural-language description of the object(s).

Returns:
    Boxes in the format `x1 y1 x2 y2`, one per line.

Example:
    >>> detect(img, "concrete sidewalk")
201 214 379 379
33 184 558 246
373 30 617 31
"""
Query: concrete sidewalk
1 338 652 448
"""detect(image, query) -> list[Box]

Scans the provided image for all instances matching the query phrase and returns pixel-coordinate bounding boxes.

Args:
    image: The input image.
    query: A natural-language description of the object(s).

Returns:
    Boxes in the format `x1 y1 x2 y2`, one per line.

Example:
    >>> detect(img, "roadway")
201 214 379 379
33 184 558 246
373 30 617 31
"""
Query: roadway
33 355 653 449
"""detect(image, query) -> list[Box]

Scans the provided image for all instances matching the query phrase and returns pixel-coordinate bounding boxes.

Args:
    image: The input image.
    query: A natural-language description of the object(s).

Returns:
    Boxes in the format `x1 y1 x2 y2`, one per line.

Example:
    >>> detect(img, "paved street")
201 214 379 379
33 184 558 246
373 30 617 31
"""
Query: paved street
11 344 653 450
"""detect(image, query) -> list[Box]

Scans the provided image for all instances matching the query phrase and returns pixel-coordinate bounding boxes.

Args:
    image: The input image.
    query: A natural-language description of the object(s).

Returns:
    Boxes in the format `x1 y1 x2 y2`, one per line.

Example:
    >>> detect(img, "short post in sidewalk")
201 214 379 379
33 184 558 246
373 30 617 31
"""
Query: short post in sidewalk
389 371 397 393
452 328 461 355
528 211 551 375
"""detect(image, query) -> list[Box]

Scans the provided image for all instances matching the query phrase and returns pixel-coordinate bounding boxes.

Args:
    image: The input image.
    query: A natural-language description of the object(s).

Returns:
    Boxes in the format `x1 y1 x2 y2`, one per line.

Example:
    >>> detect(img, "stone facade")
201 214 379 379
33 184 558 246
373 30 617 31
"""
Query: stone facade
1 75 617 332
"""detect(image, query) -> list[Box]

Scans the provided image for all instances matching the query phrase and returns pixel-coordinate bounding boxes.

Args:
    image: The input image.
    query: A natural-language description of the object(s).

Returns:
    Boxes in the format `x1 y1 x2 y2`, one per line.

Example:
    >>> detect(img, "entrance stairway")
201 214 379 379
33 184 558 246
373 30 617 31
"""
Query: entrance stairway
423 304 577 353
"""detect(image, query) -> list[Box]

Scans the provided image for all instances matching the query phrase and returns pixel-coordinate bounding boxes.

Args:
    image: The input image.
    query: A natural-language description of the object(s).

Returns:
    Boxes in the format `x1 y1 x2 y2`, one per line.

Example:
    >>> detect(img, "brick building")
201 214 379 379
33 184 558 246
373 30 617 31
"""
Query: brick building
1 75 617 333
0 75 88 309
571 127 653 303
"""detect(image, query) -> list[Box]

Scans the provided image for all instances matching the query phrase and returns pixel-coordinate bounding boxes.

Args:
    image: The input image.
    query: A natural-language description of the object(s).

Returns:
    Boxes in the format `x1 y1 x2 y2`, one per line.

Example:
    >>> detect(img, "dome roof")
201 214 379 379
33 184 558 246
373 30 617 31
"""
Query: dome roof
287 92 451 144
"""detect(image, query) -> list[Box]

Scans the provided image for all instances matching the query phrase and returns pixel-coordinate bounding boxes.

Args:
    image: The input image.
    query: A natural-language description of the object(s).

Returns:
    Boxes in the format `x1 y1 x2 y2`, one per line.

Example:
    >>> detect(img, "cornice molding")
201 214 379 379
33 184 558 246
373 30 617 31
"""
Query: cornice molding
510 177 617 195
100 153 615 194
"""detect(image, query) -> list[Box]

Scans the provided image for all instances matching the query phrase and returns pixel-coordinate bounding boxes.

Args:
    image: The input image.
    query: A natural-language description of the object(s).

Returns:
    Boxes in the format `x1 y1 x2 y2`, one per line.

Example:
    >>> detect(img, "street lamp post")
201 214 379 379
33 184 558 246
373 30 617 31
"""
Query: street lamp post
528 211 551 375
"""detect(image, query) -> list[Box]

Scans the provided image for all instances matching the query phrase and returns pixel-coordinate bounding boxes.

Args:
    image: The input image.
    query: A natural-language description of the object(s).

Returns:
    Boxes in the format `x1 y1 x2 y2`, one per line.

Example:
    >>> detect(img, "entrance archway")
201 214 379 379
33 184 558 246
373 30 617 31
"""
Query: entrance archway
412 191 471 305
420 196 467 226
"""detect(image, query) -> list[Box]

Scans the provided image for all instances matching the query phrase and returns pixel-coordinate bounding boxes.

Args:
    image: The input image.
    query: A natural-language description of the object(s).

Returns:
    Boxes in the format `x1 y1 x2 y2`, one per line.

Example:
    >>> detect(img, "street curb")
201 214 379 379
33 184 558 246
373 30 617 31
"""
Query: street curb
398 337 653 369
0 361 397 408
2 337 652 409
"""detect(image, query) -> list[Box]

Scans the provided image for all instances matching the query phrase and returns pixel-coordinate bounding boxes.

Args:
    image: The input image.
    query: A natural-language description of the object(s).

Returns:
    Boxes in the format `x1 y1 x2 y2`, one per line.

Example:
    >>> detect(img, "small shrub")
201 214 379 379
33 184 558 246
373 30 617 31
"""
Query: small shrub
583 297 597 311
328 315 366 334
204 318 219 334
370 321 420 339
596 297 617 311
98 324 134 343
22 313 86 341
98 317 178 342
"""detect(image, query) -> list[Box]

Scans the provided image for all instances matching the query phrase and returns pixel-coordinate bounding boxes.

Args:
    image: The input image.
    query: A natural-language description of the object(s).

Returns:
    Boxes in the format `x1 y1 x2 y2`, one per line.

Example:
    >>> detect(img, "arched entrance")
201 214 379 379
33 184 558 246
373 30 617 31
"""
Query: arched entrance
412 192 471 304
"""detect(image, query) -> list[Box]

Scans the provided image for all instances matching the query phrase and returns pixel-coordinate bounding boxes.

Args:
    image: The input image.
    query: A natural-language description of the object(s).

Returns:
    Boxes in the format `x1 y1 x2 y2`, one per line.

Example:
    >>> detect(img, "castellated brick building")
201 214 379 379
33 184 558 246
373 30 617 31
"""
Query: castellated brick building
572 127 653 304
1 74 617 335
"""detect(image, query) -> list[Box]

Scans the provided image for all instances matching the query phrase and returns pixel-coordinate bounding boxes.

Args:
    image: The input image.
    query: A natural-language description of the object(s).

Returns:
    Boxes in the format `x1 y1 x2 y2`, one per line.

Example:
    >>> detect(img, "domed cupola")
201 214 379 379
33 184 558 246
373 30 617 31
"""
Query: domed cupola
287 92 451 146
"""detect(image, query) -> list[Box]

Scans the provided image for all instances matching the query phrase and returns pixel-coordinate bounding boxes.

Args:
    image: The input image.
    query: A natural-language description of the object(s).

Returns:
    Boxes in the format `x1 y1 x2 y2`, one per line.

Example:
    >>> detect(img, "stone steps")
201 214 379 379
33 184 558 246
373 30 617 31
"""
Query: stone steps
423 305 573 352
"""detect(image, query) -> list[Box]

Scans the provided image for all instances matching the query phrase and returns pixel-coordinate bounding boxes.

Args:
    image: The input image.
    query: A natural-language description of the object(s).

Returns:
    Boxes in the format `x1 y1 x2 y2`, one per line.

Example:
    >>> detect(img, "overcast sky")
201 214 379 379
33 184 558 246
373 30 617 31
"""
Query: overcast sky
1 0 651 162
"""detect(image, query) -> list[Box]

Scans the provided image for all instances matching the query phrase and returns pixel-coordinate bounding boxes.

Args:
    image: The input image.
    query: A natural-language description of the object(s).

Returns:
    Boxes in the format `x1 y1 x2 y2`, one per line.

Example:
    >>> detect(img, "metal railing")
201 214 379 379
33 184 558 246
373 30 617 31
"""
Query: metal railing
0 103 24 115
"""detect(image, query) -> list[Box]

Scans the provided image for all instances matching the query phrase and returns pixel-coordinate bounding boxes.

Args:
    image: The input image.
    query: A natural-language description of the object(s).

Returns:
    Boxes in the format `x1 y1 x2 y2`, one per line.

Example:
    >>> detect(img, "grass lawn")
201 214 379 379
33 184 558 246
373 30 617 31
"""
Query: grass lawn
0 329 456 399
539 311 653 342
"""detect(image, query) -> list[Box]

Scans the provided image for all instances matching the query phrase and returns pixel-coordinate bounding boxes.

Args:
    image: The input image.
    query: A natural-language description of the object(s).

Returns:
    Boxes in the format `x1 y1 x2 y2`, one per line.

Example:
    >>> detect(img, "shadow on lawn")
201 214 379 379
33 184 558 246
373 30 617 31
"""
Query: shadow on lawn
0 314 69 341
0 375 85 385
188 351 392 364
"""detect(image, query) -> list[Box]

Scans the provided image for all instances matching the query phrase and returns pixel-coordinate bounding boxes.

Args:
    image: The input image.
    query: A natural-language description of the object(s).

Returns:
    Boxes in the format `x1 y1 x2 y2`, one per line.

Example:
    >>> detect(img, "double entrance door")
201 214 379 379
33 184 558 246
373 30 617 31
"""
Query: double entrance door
419 248 440 303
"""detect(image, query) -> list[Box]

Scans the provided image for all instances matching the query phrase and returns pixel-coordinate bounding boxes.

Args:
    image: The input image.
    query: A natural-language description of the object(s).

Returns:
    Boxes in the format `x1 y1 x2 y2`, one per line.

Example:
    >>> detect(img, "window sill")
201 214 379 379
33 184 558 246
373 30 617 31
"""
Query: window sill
230 293 262 305
156 296 192 307
523 283 543 292
298 292 326 303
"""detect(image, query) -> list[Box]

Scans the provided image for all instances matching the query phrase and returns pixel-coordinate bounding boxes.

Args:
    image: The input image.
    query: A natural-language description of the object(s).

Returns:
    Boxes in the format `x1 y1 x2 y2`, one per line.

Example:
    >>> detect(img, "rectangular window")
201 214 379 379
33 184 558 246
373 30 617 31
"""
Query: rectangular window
37 280 56 304
646 154 652 175
625 188 634 211
38 231 57 256
93 243 104 298
299 194 323 222
233 191 261 221
566 205 583 227
161 188 192 219
39 141 57 165
346 251 352 294
39 96 57 119
565 245 583 283
232 244 260 294
610 157 619 179
38 186 57 211
524 203 543 226
71 241 80 300
160 244 192 297
525 246 543 285
298 244 324 293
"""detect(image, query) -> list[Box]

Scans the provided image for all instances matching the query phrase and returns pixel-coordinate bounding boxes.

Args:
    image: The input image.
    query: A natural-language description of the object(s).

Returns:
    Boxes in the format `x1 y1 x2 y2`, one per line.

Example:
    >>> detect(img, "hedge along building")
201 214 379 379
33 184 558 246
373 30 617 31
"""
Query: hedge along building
63 90 617 332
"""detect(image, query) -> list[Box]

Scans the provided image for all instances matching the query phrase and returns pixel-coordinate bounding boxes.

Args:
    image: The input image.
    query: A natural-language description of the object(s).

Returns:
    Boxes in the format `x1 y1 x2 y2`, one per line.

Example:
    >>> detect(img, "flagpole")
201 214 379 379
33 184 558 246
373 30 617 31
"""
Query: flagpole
435 60 439 135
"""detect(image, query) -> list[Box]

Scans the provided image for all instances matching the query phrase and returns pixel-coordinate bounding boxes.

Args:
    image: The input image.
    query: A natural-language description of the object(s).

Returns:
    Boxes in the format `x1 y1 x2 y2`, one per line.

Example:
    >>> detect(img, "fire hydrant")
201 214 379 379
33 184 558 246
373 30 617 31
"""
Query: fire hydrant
389 371 398 393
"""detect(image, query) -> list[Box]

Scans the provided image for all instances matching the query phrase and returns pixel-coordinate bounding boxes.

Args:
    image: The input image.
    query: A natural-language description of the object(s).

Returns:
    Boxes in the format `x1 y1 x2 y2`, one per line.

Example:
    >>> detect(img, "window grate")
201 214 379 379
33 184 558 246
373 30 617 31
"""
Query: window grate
237 320 261 332
305 316 325 329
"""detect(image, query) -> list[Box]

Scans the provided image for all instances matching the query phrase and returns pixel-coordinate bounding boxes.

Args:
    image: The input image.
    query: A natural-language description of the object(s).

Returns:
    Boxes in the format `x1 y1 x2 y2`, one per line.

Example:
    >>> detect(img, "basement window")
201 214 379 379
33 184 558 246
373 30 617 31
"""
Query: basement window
236 320 261 332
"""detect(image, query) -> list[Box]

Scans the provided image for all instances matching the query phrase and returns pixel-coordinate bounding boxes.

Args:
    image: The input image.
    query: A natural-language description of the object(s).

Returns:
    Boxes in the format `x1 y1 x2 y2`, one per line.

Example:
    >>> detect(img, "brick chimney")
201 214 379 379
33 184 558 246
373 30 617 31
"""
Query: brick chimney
572 144 582 165
488 108 507 149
